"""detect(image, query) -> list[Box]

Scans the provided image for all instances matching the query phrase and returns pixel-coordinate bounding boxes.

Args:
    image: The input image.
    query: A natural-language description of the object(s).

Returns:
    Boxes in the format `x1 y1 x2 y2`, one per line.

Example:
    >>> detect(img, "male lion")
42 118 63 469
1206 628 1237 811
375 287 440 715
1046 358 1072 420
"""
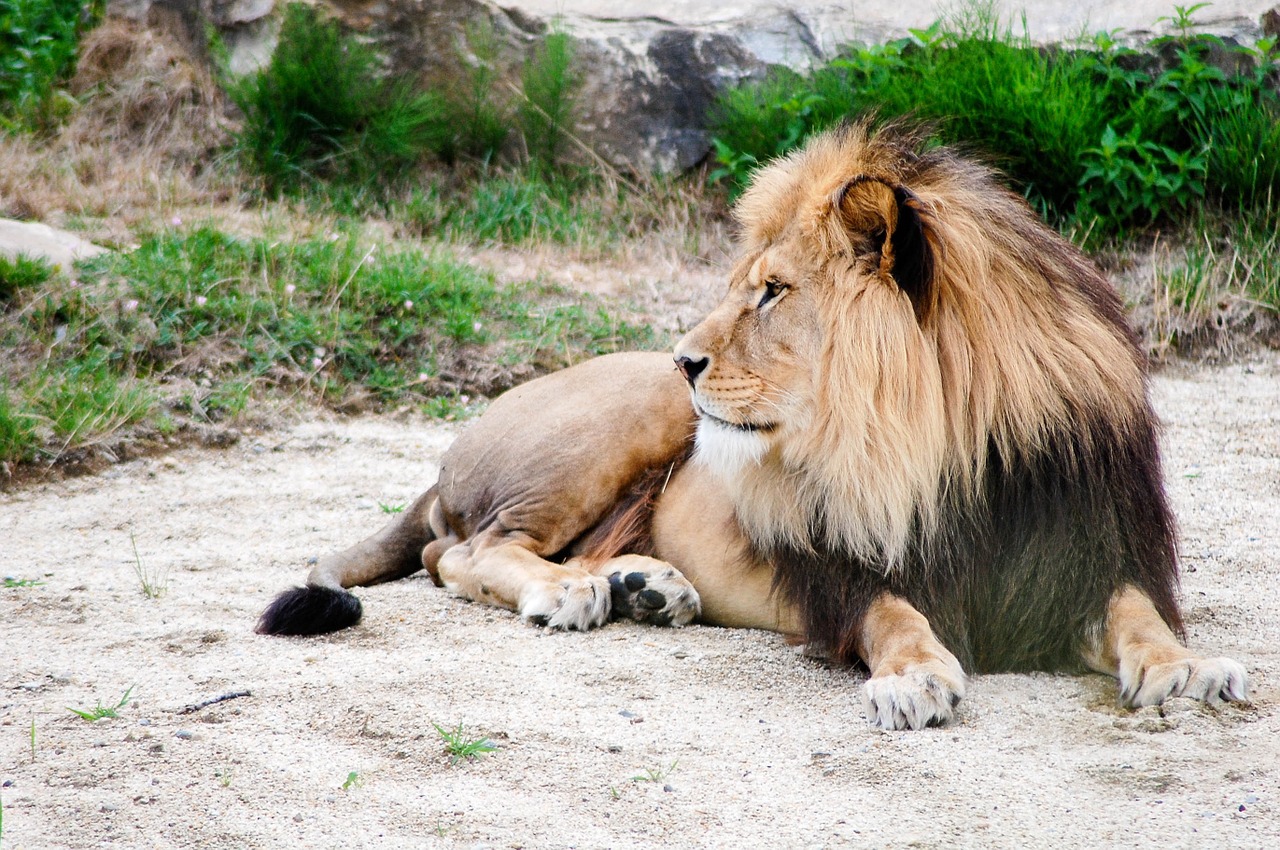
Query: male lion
259 122 1247 730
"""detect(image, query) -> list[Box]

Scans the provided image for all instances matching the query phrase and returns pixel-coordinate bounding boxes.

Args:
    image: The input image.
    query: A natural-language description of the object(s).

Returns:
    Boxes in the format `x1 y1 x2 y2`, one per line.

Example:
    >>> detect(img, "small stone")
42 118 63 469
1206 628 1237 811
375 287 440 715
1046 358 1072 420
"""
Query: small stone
18 681 41 691
663 784 674 793
175 730 194 740
293 813 304 822
607 745 622 753
101 804 118 812
137 718 151 727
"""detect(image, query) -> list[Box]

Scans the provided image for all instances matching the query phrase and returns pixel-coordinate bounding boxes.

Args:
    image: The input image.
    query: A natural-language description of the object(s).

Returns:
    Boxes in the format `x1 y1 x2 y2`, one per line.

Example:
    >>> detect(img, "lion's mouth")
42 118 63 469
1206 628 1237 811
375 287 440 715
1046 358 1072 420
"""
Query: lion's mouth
695 404 776 434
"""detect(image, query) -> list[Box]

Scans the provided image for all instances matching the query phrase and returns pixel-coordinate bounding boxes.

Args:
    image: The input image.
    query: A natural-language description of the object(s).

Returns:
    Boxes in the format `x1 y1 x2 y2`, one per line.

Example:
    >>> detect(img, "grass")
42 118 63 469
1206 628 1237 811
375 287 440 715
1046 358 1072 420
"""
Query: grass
66 685 134 722
377 501 406 514
1148 200 1280 350
632 760 678 783
341 771 362 791
224 3 449 196
708 3 1280 239
0 253 55 302
433 722 497 764
3 576 43 587
130 531 167 599
0 225 654 466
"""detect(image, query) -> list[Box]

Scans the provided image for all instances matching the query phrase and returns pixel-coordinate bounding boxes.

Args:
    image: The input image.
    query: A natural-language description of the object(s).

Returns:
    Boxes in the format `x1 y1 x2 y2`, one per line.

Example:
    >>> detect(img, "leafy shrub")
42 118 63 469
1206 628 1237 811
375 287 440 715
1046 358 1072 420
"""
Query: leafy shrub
0 0 102 131
708 7 1280 236
228 3 449 194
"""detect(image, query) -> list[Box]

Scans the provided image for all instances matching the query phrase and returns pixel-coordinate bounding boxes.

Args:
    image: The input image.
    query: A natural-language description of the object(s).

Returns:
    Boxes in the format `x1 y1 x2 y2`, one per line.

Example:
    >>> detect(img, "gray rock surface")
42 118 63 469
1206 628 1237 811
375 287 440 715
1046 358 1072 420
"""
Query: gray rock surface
0 219 109 272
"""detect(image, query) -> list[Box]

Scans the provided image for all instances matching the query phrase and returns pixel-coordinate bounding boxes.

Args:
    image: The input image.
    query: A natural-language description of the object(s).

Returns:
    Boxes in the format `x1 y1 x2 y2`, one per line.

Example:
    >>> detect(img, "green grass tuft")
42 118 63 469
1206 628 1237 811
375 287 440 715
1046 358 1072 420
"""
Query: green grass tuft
433 722 497 764
66 685 134 722
0 253 55 301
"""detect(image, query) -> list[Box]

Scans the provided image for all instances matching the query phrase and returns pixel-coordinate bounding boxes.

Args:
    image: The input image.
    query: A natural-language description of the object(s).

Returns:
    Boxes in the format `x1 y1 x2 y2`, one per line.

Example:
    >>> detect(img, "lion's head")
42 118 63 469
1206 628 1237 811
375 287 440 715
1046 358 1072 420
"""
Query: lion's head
675 120 1149 571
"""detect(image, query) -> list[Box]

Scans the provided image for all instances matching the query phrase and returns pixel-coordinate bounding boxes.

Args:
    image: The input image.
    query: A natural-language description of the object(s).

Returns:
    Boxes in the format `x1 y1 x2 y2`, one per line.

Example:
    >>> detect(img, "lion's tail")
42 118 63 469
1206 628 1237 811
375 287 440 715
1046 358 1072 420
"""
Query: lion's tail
256 486 440 636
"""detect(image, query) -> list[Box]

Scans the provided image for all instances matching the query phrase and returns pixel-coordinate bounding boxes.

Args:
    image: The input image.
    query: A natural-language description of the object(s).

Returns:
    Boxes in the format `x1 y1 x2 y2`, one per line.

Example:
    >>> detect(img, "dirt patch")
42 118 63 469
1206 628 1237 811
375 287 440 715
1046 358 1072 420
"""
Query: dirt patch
1 355 1278 848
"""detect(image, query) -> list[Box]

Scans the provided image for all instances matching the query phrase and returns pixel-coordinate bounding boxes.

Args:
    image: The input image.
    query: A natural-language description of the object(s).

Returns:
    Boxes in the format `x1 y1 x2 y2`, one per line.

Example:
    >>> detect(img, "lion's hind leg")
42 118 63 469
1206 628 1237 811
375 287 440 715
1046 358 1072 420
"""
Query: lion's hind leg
436 533 612 631
1084 584 1248 707
857 593 967 730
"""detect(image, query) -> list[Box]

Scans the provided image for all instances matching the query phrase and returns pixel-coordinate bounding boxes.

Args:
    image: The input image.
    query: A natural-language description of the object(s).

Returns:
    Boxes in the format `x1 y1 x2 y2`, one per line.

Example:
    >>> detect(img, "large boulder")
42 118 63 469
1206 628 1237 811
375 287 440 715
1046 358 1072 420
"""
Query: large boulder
105 0 1280 173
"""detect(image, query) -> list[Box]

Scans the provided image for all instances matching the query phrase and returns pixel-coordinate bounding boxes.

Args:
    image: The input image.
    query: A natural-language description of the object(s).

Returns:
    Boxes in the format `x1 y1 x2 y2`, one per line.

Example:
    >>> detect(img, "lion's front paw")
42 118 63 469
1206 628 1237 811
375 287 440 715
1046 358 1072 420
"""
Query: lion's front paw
863 658 966 731
520 575 611 631
605 557 701 627
1121 655 1248 707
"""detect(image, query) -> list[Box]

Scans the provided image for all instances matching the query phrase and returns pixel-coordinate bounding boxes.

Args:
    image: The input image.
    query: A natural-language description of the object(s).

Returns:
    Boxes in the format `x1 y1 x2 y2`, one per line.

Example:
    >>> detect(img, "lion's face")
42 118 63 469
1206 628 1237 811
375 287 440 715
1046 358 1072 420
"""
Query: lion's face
673 237 825 474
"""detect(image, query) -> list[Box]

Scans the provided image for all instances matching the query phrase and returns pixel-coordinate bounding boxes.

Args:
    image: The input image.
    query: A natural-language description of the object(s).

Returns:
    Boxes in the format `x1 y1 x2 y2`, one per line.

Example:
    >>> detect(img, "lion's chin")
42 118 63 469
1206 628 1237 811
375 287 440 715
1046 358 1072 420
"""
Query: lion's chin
693 415 769 479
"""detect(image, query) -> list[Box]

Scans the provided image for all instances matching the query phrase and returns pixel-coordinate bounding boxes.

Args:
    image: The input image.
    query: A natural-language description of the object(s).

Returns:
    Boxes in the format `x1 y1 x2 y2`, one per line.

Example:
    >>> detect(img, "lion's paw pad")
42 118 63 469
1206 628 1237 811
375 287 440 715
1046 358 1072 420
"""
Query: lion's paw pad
608 568 700 627
521 576 611 632
863 668 964 731
1123 656 1248 707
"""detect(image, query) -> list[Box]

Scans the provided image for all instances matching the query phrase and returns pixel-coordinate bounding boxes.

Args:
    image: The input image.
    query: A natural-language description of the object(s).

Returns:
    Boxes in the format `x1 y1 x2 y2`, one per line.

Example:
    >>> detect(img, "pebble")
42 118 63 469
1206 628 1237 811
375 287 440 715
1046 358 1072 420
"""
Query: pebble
293 813 304 822
175 730 194 740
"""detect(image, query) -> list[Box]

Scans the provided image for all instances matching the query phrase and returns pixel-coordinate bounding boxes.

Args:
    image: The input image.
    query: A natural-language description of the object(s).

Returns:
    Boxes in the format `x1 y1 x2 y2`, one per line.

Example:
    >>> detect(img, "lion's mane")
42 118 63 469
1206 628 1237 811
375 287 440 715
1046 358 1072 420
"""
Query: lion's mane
727 122 1180 671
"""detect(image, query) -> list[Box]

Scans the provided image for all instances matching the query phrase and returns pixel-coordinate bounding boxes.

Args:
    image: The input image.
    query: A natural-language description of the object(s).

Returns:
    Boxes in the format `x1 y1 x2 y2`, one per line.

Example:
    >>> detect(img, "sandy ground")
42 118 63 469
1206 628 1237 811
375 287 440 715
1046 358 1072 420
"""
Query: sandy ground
1 354 1278 849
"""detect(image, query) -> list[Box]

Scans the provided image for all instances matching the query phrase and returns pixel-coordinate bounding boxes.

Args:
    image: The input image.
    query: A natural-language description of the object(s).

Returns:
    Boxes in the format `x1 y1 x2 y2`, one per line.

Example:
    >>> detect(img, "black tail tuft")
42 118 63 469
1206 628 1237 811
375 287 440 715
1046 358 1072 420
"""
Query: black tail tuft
255 585 362 636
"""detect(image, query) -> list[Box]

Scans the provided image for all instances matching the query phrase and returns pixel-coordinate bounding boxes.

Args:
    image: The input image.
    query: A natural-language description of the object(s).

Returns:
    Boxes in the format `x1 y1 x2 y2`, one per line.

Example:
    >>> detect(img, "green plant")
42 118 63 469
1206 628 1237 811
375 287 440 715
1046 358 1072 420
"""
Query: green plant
0 252 54 302
0 0 104 132
130 531 167 599
227 3 448 194
341 771 362 791
1078 124 1207 228
3 577 43 587
440 18 510 163
631 760 678 783
66 685 134 721
377 501 405 514
706 4 1280 236
0 385 40 462
1 225 651 468
518 28 580 168
433 722 497 764
29 712 36 761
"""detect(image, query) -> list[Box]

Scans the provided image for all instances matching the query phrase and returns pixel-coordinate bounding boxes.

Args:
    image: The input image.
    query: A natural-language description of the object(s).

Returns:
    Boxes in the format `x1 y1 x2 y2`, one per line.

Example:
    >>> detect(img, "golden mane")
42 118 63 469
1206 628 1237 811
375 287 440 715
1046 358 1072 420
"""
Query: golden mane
730 121 1148 567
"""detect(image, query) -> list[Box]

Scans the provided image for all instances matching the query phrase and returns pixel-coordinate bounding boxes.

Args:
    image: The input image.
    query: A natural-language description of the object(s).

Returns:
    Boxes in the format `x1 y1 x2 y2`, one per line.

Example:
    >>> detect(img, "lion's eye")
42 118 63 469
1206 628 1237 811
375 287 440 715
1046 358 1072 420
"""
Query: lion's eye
757 278 788 309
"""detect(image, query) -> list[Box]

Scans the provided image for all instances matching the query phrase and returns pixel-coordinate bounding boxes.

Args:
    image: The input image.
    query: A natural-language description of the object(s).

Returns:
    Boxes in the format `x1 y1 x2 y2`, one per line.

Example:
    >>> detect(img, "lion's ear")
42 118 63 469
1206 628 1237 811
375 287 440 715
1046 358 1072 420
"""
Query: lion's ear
832 177 935 319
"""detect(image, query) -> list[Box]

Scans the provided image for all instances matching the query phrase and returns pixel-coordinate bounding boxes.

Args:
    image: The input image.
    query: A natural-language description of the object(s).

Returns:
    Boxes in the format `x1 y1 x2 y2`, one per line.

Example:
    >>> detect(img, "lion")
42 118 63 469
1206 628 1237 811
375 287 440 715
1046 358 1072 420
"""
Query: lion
258 121 1248 730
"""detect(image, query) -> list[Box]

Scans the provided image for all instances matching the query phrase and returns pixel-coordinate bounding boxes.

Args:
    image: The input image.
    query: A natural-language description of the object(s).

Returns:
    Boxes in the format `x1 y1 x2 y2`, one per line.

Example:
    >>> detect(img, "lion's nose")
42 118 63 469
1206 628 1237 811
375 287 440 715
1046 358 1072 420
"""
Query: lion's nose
674 355 709 386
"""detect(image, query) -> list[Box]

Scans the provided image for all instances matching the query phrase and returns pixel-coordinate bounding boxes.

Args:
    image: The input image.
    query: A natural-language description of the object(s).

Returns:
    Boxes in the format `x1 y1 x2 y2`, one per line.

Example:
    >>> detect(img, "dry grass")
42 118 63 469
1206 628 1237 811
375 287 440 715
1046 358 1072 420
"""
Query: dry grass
0 20 237 243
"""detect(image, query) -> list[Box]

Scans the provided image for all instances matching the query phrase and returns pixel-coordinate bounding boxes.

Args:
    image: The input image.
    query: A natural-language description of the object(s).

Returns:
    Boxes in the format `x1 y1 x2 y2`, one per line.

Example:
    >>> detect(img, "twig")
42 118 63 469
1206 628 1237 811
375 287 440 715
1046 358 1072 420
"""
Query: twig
176 690 252 715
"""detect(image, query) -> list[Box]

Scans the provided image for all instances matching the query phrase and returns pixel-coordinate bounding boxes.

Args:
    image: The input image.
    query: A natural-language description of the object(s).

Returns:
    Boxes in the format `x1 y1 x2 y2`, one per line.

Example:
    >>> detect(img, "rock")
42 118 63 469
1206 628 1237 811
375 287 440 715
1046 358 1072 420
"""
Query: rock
0 219 109 272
